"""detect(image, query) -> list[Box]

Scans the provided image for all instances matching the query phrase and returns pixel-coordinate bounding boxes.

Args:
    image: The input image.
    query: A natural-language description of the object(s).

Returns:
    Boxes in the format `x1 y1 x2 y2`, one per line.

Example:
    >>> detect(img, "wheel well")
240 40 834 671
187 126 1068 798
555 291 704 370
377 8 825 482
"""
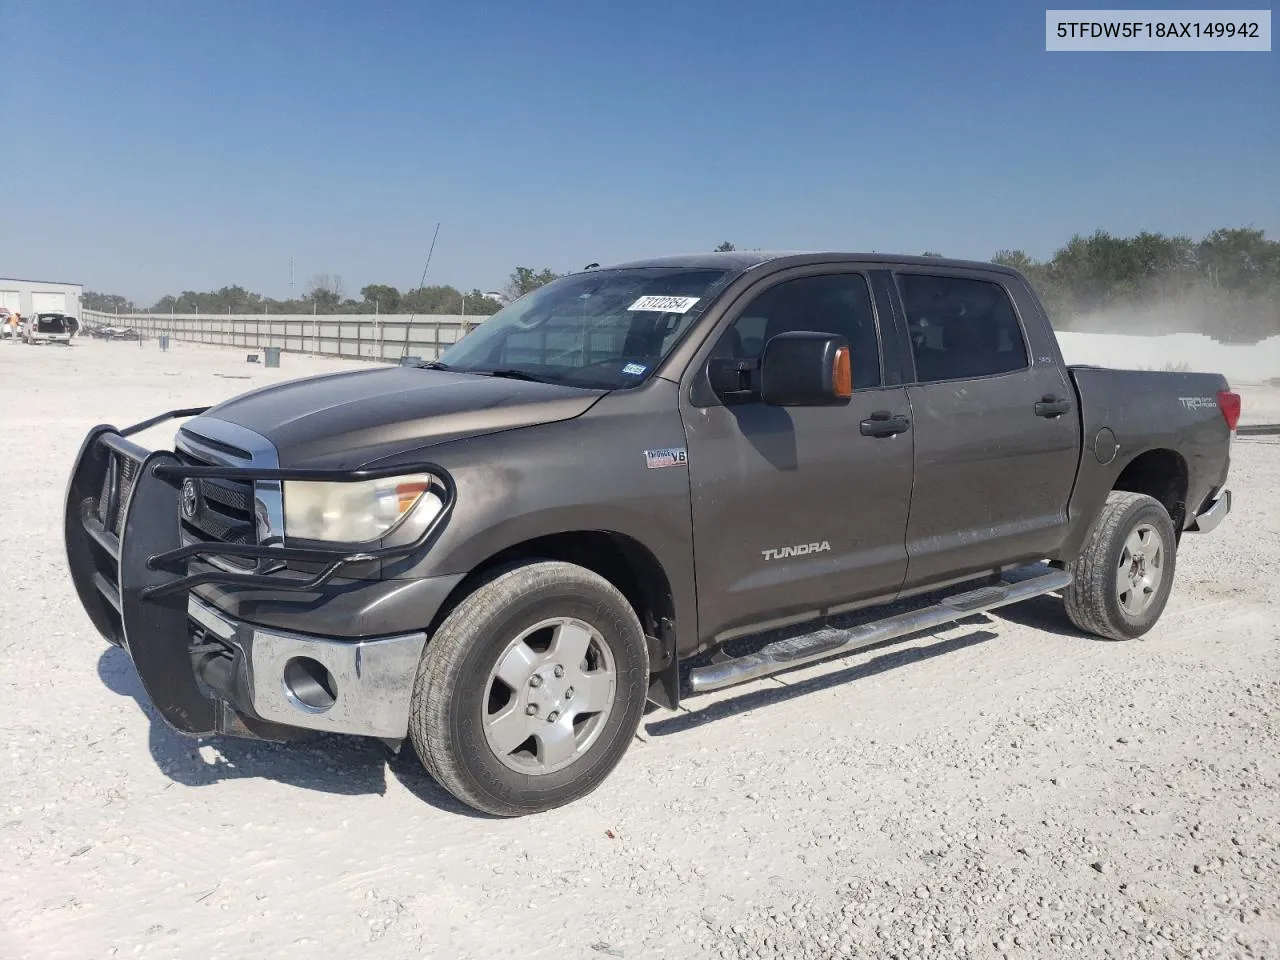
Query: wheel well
1112 449 1188 531
428 531 677 657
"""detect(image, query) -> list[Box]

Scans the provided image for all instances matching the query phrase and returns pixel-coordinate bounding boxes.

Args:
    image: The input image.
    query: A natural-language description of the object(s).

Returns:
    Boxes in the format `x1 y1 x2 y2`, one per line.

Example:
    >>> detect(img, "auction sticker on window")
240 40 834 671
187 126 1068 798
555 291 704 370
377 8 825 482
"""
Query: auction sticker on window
628 295 700 313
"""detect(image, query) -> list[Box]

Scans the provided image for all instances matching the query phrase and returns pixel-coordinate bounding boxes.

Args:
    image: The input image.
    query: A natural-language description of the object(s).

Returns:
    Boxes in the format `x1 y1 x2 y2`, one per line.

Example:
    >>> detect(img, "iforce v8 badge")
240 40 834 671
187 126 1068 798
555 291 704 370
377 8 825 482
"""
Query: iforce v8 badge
644 447 688 469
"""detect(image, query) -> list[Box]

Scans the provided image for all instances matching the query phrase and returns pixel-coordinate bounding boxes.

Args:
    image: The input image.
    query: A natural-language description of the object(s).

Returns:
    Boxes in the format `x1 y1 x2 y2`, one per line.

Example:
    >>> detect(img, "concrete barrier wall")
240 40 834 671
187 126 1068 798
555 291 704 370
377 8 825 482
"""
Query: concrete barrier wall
82 311 482 363
84 310 1280 384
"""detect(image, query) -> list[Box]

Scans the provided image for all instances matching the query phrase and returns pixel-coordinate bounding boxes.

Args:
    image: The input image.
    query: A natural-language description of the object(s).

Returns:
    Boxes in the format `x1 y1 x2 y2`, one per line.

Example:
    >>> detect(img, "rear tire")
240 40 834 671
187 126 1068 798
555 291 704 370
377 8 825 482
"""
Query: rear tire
408 559 649 817
1063 491 1177 641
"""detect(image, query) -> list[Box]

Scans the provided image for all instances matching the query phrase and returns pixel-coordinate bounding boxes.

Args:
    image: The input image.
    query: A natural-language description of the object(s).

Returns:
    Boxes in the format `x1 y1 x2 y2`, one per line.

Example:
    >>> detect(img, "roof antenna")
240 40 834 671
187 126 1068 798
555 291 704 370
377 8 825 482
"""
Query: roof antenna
400 221 442 360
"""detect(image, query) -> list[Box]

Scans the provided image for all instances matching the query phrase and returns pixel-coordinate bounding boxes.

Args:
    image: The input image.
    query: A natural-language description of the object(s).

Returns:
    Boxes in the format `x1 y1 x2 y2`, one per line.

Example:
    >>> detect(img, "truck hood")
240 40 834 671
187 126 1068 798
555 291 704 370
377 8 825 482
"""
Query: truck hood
196 366 606 468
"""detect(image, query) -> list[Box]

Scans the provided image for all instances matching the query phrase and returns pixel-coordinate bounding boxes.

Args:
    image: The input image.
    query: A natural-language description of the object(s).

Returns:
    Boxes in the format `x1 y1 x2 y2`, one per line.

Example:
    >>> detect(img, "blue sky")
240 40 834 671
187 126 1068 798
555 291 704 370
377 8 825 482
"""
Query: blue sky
1 0 1275 303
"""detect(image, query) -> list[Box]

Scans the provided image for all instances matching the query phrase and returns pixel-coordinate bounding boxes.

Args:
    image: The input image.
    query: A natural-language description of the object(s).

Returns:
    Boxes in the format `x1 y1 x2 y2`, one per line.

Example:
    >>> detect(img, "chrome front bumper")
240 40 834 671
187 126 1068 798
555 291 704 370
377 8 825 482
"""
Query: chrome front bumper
190 595 427 740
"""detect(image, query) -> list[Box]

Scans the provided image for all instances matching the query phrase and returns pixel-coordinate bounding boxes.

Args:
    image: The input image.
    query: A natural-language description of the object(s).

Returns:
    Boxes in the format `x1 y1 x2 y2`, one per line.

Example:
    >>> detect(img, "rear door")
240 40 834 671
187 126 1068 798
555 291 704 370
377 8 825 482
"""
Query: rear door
682 265 916 644
889 267 1081 591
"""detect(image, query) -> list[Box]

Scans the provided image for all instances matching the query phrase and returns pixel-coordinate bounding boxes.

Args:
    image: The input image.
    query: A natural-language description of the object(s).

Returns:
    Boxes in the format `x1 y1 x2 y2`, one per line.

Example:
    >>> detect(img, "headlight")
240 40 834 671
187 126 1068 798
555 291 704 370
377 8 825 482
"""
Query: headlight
282 473 444 543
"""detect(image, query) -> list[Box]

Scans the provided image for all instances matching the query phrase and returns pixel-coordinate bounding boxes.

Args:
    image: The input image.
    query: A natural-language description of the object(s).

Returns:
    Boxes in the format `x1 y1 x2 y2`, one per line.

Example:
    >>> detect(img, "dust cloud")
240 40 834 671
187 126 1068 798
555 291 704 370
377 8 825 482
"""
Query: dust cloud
1060 289 1277 345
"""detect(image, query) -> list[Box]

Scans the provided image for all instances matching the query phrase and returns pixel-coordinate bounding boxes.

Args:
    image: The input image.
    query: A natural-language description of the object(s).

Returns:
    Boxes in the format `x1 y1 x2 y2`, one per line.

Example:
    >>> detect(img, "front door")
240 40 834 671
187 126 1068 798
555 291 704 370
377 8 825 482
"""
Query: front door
682 267 916 645
891 268 1082 590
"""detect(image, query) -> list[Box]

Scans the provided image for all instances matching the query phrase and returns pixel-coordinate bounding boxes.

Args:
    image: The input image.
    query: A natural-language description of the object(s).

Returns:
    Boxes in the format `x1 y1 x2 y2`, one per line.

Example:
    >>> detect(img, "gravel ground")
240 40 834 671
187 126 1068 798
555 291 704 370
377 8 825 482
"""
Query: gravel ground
2 337 1278 960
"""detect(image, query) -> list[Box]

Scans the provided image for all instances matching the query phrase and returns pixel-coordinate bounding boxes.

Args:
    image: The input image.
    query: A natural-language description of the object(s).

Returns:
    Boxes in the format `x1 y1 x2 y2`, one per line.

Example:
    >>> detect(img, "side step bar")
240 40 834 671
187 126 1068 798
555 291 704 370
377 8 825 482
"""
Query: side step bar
687 567 1073 694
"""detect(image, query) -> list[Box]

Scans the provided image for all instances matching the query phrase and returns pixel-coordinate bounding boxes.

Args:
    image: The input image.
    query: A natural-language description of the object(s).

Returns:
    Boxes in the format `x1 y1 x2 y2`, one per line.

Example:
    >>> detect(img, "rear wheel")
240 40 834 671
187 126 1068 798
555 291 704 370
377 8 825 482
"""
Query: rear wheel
408 559 649 816
1063 491 1177 640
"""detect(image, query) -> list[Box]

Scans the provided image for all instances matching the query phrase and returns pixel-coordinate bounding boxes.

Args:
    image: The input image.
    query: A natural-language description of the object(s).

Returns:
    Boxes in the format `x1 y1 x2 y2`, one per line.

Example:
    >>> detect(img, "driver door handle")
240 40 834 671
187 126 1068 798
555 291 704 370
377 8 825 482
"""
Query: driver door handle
860 411 911 438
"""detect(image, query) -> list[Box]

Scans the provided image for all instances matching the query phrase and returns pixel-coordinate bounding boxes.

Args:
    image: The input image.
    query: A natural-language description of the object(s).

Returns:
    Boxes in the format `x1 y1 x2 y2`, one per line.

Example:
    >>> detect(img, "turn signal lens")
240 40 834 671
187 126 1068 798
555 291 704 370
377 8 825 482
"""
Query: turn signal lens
395 480 429 513
832 345 852 399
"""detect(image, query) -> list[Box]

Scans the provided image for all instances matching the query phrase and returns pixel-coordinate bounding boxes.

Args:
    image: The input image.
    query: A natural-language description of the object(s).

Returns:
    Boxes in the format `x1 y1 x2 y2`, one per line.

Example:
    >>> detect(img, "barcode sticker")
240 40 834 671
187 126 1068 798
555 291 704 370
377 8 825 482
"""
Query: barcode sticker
627 295 700 314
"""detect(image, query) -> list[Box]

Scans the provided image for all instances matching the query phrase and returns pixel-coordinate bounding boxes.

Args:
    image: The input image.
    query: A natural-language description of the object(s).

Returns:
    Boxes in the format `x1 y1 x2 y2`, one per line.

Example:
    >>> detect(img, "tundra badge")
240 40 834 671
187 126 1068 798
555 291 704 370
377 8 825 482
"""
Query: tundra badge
761 541 832 561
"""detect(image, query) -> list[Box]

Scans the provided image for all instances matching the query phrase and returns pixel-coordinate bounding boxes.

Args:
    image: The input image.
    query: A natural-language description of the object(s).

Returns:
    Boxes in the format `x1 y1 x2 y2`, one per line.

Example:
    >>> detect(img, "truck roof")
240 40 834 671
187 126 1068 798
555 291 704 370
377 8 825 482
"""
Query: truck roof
596 250 1022 276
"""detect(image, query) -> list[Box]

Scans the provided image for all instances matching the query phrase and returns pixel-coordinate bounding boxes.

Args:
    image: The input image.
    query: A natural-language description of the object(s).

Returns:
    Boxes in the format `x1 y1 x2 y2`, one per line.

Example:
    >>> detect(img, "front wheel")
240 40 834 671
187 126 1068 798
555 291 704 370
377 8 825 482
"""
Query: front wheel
1063 491 1177 641
408 559 650 816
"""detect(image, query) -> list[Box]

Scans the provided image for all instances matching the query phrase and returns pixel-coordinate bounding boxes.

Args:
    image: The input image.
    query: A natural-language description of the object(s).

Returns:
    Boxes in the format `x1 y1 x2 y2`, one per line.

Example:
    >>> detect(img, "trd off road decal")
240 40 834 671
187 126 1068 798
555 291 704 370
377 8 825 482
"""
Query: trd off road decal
1178 396 1216 410
644 447 688 469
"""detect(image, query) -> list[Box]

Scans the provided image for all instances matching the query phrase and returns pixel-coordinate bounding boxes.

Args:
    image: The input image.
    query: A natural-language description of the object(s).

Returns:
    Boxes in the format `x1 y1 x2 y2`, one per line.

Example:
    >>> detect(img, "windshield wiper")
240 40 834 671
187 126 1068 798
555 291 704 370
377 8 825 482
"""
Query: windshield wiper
415 359 450 370
482 368 561 384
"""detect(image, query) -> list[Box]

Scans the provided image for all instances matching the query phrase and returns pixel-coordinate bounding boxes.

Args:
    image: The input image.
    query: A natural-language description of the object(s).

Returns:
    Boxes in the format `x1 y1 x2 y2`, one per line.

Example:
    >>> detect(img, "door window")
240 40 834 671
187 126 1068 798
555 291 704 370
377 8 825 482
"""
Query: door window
712 273 882 390
895 274 1029 382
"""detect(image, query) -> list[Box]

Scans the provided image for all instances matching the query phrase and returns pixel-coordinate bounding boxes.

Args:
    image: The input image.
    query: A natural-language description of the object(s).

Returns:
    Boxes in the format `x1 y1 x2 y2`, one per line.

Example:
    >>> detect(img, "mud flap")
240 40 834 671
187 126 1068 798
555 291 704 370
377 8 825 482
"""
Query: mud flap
63 424 126 647
645 618 680 711
118 450 218 735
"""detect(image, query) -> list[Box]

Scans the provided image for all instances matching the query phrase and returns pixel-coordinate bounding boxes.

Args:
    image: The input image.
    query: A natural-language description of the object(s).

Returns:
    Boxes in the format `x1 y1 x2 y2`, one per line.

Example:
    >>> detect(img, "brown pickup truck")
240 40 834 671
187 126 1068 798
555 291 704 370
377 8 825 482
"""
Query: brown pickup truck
64 251 1238 816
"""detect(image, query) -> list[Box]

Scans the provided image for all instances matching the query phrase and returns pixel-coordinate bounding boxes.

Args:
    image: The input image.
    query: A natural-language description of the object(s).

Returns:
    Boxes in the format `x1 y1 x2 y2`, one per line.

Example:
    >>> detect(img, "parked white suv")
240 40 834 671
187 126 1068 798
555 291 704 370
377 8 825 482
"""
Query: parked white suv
23 313 75 345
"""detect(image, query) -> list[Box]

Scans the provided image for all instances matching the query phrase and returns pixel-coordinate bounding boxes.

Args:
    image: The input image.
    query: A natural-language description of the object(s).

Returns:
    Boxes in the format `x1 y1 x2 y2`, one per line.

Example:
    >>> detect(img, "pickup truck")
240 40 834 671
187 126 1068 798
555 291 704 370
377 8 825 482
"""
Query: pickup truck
63 251 1239 817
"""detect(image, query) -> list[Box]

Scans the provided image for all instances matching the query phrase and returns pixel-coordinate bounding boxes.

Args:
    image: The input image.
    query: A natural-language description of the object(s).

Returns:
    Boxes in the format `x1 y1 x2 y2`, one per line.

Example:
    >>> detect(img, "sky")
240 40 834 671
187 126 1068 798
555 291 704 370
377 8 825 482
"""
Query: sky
1 0 1276 304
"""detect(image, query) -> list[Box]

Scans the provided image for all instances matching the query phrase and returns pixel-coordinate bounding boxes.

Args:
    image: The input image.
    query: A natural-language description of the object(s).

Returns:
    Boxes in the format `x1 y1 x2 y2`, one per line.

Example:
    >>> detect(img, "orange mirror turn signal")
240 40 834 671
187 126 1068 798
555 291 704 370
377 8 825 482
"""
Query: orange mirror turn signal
832 345 852 399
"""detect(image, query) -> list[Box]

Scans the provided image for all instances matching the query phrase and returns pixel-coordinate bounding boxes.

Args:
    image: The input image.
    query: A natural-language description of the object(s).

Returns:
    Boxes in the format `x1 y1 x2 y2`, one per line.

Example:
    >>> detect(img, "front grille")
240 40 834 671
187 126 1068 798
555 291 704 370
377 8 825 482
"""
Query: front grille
96 465 110 524
115 458 139 537
95 451 142 538
176 448 257 570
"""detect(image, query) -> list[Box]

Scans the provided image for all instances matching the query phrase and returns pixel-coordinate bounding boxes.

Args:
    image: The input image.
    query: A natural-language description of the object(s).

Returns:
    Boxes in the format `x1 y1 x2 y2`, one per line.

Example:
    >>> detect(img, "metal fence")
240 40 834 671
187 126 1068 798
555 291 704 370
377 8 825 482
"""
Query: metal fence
80 310 484 364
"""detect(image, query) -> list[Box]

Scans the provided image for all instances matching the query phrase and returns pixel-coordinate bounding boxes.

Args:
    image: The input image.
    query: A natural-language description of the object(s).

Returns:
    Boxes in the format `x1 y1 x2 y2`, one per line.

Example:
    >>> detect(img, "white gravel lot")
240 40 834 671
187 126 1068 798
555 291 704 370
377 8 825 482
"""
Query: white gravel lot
2 337 1278 960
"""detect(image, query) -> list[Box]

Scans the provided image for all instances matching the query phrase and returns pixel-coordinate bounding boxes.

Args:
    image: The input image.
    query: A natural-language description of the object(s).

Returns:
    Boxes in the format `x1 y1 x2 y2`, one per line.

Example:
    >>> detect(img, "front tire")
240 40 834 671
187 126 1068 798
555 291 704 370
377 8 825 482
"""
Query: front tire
408 559 649 816
1063 491 1177 641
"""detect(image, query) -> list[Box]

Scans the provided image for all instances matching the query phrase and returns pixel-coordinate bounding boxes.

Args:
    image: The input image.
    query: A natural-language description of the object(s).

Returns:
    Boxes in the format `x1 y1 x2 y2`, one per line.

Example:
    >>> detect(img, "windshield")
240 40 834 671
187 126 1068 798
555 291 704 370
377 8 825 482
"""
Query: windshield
436 267 732 389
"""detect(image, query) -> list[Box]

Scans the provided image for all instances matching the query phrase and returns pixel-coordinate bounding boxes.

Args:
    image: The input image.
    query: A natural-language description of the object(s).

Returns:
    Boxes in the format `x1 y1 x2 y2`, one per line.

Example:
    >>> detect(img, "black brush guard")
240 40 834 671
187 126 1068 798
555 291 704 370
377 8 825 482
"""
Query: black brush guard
63 408 454 737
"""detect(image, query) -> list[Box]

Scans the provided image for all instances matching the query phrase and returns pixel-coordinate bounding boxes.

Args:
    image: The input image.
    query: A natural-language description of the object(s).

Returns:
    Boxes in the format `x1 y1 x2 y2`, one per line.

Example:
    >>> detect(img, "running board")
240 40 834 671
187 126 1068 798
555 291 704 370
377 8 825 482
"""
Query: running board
687 567 1073 694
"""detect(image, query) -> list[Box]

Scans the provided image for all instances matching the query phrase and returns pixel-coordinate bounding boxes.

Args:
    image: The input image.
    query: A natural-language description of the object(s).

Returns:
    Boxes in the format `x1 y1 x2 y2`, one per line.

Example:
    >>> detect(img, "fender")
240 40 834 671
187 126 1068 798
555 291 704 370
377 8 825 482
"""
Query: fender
369 403 698 709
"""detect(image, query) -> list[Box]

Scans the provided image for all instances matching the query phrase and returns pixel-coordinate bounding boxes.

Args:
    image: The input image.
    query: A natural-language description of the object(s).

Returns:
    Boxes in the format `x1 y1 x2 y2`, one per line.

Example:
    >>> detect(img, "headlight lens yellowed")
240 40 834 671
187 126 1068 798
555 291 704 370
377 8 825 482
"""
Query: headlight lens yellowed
282 473 442 543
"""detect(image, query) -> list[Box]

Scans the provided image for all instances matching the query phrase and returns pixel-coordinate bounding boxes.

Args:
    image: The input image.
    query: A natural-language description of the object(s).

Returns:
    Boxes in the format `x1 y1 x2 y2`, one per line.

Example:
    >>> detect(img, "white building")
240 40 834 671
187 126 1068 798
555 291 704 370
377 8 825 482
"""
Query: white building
0 276 83 319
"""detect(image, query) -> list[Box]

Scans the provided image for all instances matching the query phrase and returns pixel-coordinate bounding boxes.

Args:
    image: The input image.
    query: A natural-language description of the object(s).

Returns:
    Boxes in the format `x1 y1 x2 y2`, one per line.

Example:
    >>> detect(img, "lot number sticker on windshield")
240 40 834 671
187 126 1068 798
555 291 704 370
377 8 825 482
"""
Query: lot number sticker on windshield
627 295 700 314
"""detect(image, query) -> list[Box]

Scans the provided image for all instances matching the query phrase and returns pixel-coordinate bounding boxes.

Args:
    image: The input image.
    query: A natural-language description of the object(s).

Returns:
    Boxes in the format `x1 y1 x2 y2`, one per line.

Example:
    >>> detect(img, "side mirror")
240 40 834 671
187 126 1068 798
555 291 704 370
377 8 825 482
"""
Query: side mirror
759 331 852 406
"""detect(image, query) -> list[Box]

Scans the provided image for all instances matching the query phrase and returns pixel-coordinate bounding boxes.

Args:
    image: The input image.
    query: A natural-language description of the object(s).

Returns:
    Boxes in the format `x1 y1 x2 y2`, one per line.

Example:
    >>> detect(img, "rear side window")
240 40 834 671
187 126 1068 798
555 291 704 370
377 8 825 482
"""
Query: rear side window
895 274 1029 382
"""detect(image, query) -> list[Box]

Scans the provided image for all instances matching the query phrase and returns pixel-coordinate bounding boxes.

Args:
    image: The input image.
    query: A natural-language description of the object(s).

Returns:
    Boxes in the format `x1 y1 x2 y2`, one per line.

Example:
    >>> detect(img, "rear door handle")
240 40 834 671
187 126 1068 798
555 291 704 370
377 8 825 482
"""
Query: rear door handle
1035 395 1071 418
860 412 911 438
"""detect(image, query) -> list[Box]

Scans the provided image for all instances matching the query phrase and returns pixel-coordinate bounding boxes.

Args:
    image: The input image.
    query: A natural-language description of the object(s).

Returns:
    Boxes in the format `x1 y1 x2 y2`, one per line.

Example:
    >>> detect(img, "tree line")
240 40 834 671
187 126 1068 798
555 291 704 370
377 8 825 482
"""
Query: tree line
84 227 1280 342
83 265 566 319
991 227 1279 342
